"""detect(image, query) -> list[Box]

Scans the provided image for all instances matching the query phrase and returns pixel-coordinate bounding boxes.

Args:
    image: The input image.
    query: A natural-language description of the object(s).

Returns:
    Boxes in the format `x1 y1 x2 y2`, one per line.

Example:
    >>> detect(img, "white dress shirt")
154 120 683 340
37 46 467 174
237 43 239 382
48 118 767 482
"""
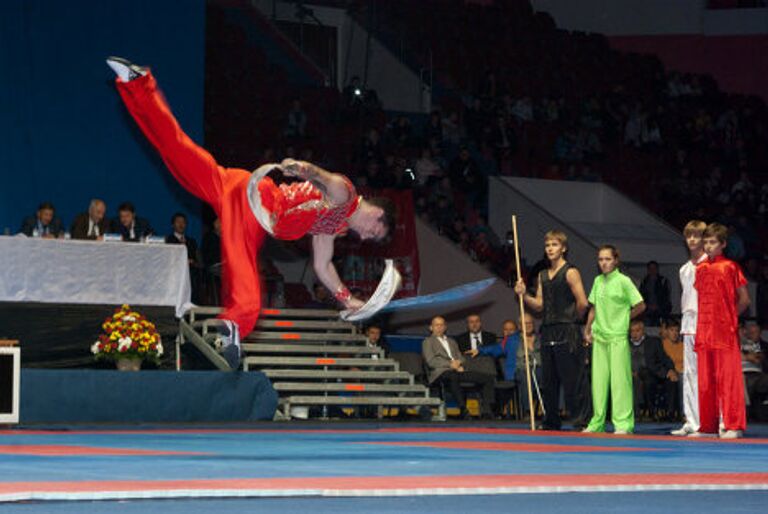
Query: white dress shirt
470 332 482 351
679 254 707 335
88 218 100 237
438 336 454 360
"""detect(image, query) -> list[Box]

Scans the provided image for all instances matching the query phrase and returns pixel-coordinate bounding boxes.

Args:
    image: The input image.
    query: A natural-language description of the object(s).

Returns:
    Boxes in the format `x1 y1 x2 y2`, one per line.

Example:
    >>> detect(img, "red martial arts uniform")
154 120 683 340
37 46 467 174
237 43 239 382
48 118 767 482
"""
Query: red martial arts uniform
116 72 359 336
694 255 748 433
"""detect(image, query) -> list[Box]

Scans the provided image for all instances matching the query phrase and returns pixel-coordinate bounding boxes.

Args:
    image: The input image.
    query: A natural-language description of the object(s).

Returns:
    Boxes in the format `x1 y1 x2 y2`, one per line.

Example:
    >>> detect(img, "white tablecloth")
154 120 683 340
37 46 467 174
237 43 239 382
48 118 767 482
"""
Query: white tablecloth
0 236 192 317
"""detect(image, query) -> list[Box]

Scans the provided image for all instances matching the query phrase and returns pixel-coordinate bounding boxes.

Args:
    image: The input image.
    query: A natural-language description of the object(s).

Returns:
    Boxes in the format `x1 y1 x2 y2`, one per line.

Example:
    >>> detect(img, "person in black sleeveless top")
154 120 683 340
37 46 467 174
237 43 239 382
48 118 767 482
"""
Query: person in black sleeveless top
514 230 588 430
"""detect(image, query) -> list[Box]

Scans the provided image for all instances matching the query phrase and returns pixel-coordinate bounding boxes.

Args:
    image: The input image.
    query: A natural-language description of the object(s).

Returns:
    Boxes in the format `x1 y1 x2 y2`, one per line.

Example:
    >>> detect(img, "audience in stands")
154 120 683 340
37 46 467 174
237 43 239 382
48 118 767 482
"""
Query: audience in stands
630 319 678 420
640 261 672 326
284 98 307 139
741 321 768 418
629 319 654 418
514 312 542 418
20 201 64 239
111 202 153 242
422 315 495 419
465 318 517 418
70 199 109 240
660 319 683 418
467 319 518 380
365 324 388 357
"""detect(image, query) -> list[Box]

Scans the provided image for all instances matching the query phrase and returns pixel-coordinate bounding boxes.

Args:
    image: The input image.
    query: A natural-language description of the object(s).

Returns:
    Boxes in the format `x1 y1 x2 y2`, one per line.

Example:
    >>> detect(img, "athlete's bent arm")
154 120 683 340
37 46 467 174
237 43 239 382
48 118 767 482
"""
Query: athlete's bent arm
514 279 544 313
566 268 589 317
312 234 365 310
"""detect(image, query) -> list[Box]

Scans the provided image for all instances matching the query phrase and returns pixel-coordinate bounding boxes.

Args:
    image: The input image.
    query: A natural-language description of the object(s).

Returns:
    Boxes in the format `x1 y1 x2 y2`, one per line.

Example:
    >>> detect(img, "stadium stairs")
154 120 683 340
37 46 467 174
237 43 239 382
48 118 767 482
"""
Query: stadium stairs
179 306 445 421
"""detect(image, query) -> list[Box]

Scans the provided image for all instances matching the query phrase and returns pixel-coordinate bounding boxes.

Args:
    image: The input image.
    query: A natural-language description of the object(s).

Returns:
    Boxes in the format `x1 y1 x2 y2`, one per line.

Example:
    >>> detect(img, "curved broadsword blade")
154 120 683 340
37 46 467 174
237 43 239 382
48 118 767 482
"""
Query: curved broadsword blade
339 259 402 321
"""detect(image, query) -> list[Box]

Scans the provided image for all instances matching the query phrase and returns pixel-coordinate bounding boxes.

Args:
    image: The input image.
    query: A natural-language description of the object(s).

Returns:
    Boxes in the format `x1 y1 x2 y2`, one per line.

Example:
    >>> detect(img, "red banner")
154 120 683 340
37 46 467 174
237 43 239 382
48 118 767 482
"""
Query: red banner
334 189 420 298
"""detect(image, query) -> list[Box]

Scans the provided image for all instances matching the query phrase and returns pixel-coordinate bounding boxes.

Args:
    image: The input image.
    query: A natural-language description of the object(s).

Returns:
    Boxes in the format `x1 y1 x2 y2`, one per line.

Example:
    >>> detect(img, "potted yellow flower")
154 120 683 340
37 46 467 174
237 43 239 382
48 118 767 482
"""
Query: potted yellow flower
91 304 163 370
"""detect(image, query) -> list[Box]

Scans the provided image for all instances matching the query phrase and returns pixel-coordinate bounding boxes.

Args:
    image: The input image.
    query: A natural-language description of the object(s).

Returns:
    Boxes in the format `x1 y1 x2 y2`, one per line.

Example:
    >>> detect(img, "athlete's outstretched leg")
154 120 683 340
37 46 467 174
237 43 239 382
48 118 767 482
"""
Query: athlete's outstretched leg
113 66 224 212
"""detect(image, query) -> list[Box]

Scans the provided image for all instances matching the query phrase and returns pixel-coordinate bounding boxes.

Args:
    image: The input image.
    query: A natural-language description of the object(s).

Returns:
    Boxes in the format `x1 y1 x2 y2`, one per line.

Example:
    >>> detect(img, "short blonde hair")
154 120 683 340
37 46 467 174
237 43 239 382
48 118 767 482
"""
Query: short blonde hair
683 220 706 237
544 230 568 249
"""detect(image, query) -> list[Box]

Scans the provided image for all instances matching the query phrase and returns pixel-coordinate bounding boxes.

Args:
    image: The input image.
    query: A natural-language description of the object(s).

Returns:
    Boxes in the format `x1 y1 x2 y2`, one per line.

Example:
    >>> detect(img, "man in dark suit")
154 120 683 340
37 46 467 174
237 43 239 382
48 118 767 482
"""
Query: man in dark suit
20 201 64 238
70 199 110 240
456 313 498 353
165 212 199 264
630 319 677 418
166 212 201 302
639 261 672 326
201 218 221 269
111 201 153 242
422 316 495 419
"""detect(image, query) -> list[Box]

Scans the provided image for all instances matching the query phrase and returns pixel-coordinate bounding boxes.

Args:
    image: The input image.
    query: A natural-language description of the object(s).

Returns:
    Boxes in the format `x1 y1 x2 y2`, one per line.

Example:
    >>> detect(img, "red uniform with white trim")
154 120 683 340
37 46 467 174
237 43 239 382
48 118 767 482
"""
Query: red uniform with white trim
694 255 747 433
116 72 358 336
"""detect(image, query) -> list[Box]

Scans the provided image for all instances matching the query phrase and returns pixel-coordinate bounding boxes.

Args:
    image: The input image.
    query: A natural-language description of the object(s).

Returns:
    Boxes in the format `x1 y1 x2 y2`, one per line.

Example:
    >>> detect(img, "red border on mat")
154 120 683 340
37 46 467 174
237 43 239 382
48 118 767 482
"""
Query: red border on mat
0 445 207 456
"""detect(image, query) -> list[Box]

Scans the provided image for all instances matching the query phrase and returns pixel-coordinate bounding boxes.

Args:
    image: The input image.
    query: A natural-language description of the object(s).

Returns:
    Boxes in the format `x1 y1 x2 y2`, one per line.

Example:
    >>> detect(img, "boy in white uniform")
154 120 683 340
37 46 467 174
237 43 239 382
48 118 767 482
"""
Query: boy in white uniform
671 220 707 436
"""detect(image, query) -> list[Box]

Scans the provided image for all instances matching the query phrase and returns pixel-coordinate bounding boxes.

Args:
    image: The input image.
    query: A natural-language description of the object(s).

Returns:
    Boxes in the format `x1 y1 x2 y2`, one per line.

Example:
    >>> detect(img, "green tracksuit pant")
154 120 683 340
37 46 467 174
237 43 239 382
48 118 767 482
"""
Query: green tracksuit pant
586 337 634 433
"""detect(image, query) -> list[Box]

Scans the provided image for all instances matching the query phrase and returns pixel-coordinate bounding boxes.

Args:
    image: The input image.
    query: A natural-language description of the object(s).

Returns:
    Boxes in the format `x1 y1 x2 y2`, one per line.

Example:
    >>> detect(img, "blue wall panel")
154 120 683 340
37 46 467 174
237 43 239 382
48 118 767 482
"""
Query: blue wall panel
0 0 206 239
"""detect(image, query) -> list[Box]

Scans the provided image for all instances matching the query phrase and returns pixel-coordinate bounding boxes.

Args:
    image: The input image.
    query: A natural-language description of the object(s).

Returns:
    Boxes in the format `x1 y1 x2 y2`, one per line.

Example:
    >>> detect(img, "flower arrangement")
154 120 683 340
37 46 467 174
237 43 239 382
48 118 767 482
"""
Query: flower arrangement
91 304 163 364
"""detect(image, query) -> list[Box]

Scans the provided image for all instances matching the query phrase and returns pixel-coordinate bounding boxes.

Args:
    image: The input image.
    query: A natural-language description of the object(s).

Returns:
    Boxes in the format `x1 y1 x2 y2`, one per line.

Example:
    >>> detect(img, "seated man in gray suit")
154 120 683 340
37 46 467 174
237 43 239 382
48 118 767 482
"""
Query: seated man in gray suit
422 315 495 419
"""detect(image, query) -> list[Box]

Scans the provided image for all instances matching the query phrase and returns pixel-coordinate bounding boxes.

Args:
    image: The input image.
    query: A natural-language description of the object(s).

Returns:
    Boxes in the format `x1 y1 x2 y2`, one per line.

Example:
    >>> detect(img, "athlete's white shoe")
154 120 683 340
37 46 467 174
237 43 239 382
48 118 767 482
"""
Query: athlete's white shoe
216 320 241 370
687 432 717 438
670 425 694 436
106 56 147 82
719 430 743 440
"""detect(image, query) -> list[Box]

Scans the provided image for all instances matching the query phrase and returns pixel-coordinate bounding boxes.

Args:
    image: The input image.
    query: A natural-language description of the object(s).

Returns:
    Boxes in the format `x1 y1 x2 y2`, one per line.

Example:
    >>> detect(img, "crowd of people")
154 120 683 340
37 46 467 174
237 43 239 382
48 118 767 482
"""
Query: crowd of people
202 1 768 327
263 1 768 313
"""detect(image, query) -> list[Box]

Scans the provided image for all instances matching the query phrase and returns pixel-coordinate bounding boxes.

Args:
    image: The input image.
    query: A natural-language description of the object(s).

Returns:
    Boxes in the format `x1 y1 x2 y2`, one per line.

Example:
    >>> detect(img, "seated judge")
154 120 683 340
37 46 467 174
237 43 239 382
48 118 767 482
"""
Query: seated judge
70 199 109 240
111 201 153 242
20 201 64 238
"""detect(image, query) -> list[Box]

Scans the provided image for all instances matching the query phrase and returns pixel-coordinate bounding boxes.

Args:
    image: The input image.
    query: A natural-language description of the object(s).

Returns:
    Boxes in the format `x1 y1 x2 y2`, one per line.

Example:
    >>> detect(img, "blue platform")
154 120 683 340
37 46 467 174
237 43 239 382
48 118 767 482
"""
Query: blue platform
19 370 278 424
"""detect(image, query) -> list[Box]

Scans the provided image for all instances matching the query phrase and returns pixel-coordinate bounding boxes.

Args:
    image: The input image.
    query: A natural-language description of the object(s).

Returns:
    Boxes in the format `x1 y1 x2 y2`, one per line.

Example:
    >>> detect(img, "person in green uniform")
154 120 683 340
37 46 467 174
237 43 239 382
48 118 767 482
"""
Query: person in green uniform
583 245 646 434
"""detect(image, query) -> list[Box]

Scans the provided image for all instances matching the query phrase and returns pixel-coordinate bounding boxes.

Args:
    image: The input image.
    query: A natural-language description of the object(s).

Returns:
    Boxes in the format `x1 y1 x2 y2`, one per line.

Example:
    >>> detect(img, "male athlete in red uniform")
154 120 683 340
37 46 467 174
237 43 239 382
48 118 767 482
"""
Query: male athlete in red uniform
107 57 394 368
694 223 750 439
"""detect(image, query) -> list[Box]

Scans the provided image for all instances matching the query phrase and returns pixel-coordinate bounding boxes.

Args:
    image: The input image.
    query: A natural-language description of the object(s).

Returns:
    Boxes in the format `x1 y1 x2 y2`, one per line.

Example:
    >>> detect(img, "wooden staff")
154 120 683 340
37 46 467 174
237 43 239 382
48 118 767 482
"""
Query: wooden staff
512 215 536 431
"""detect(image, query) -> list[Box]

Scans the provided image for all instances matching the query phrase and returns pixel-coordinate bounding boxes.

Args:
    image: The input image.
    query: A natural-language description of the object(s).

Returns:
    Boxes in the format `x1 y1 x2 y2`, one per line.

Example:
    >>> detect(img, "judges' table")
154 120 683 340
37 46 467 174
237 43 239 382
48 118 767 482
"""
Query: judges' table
0 236 191 317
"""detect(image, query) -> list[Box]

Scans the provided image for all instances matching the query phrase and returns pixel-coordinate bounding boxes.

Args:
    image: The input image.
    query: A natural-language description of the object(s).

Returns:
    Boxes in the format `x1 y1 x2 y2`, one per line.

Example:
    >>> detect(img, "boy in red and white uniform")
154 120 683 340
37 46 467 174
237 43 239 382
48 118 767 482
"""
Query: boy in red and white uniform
671 220 707 436
693 223 750 439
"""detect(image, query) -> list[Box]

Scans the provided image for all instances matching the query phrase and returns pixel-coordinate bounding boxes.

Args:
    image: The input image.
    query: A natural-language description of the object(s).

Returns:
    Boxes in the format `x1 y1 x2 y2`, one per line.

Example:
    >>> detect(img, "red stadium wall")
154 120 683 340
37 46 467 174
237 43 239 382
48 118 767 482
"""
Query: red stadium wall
609 35 768 102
